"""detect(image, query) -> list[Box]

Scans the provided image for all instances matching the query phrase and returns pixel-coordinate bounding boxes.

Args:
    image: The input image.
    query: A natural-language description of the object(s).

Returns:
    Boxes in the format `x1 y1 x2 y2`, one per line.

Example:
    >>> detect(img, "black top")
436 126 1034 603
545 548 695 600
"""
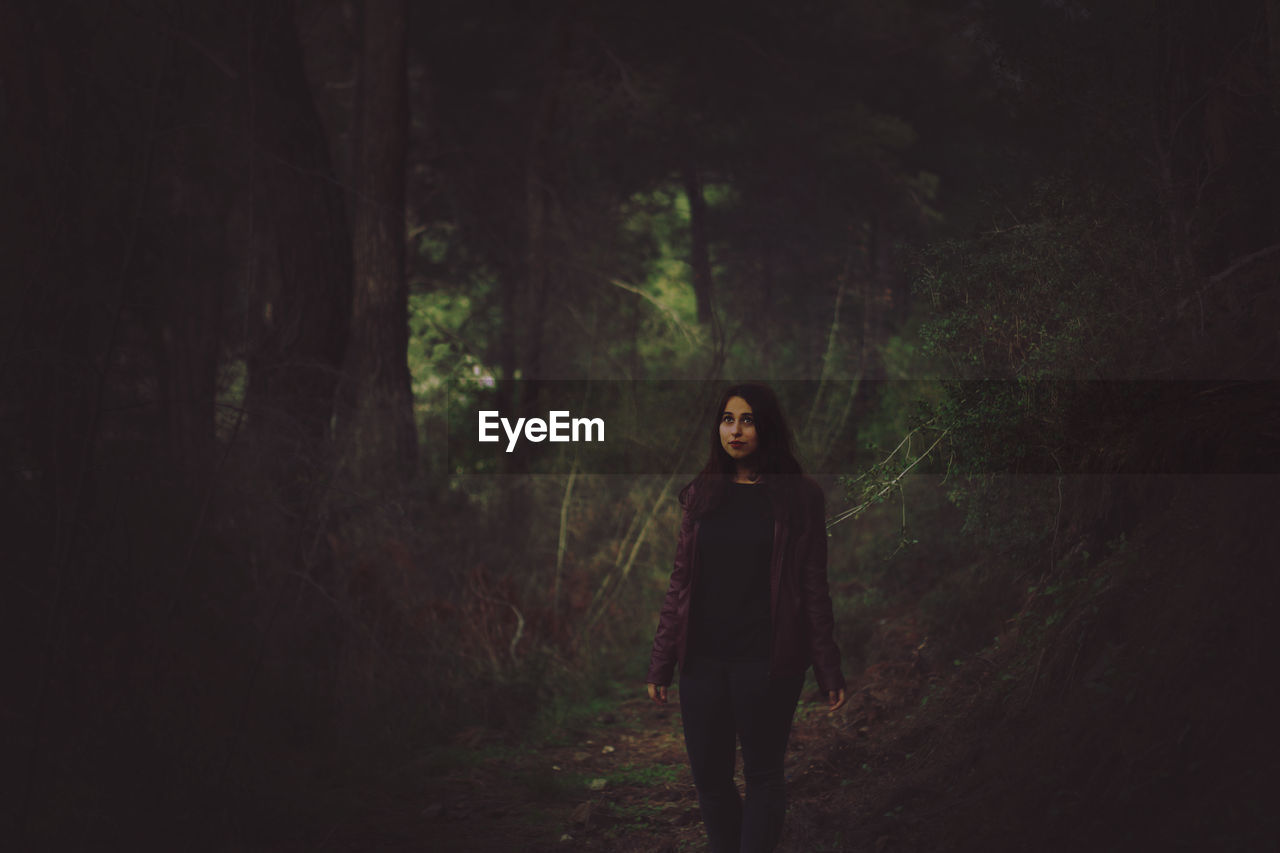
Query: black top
688 481 775 661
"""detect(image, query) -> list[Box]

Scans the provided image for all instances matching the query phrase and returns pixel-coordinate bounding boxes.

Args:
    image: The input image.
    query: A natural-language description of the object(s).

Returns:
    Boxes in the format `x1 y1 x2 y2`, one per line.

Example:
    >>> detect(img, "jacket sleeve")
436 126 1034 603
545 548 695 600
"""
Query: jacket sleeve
800 479 846 694
646 497 696 686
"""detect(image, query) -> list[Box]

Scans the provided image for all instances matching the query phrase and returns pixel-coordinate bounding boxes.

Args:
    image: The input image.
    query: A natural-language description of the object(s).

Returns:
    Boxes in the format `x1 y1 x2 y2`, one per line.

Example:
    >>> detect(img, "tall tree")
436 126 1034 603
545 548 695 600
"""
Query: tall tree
245 0 353 458
337 0 416 484
682 163 715 326
146 4 239 474
2 0 94 517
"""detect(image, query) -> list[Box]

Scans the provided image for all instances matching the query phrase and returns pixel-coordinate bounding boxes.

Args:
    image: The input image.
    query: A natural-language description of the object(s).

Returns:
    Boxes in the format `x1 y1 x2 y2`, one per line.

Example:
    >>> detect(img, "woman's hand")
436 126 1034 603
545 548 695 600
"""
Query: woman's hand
647 683 669 705
827 688 847 713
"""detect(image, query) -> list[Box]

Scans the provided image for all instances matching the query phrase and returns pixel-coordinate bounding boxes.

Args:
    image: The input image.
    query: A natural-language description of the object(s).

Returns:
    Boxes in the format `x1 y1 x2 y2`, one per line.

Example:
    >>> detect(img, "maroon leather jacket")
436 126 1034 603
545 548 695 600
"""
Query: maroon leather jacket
646 476 846 694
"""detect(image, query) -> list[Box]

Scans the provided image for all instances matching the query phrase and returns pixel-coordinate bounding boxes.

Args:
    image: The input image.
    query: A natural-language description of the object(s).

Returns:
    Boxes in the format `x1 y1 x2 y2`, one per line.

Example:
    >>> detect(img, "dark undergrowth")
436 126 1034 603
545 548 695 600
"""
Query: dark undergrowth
818 473 1280 852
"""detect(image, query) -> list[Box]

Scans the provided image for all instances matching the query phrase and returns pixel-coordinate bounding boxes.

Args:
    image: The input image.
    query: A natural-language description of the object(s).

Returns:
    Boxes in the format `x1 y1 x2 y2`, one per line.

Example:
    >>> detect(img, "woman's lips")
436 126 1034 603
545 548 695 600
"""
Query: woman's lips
729 441 745 448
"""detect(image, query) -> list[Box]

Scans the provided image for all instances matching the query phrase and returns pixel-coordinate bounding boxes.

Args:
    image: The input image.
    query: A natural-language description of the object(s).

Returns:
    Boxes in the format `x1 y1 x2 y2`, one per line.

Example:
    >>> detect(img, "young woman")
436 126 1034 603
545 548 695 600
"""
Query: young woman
646 383 847 853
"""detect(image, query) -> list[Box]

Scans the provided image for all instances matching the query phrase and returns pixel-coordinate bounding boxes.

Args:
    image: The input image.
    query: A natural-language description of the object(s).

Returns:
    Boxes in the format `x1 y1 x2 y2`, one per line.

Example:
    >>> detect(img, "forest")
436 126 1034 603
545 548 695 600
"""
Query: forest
4 0 1278 850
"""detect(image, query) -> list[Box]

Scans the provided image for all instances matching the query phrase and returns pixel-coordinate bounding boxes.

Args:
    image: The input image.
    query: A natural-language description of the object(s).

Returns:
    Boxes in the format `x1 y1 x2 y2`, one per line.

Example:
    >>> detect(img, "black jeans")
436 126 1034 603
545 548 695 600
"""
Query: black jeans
678 655 805 853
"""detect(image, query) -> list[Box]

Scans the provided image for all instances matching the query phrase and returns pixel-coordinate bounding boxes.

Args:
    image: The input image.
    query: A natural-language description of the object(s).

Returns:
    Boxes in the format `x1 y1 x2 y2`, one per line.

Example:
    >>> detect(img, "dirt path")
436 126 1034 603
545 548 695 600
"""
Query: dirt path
262 611 928 851
420 692 715 851
359 615 931 852
406 690 852 852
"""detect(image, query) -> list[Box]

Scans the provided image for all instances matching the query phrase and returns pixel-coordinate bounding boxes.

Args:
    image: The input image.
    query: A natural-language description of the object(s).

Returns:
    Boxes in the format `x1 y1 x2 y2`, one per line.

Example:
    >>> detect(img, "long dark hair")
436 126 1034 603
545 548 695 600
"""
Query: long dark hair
679 383 805 519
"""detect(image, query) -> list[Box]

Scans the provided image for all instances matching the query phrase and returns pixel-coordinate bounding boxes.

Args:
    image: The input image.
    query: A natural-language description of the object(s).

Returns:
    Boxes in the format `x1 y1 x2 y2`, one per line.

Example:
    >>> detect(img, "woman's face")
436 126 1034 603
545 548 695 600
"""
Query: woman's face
719 395 759 463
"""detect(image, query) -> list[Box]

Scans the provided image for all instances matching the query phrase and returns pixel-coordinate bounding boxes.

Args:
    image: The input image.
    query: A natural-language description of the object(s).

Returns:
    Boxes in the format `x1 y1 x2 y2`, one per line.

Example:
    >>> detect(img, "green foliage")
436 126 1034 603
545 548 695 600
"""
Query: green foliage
618 183 706 374
876 177 1176 569
407 287 499 475
608 763 680 787
516 768 594 801
948 474 1059 558
531 681 640 746
911 176 1161 381
599 799 665 828
833 173 1181 670
917 556 1025 661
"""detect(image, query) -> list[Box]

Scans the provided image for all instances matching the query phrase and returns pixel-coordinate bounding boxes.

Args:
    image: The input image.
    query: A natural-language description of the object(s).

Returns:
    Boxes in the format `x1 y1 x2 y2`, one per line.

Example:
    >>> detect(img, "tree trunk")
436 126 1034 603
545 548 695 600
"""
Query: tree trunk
149 22 235 475
337 0 417 485
245 0 353 459
683 163 714 326
861 214 877 377
3 4 99 837
760 243 775 366
2 0 96 518
521 5 575 412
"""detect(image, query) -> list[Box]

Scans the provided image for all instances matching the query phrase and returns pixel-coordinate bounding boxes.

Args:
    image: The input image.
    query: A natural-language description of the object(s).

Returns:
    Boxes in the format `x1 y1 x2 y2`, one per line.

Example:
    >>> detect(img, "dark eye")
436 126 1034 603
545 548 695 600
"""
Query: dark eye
742 415 754 424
